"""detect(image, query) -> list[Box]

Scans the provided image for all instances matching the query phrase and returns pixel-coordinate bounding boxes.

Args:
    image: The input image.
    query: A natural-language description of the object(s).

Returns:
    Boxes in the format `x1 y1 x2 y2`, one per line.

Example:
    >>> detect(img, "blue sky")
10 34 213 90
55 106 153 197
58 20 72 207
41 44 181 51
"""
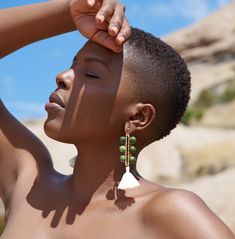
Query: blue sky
0 0 230 119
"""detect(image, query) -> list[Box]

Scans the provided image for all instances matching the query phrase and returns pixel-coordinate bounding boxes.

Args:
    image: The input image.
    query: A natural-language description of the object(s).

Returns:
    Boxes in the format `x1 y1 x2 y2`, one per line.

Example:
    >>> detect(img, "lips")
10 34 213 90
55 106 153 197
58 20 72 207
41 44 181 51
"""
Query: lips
49 92 65 108
45 92 65 111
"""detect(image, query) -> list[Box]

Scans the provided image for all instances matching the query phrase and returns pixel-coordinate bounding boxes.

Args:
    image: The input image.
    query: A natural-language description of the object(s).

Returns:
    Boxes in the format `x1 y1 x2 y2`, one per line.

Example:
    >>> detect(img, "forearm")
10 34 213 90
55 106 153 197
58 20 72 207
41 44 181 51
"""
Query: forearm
0 0 76 58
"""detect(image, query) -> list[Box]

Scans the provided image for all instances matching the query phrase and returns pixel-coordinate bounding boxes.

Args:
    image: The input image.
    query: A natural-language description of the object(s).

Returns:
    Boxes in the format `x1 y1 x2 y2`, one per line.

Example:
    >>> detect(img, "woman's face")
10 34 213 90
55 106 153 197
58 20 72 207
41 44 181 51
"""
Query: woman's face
44 41 131 144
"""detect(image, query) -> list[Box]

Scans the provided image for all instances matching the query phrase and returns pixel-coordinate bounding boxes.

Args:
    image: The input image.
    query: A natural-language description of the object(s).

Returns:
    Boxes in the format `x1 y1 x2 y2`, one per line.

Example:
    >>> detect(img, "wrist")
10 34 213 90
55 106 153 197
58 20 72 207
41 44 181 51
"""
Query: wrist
51 0 76 31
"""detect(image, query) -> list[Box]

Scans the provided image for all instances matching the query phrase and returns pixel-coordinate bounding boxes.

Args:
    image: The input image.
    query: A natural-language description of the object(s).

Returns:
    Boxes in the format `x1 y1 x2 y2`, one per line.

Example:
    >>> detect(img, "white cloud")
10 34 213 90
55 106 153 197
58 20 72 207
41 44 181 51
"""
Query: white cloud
5 101 45 119
127 0 231 23
147 0 212 21
217 0 231 7
46 48 65 59
6 101 44 113
1 76 15 96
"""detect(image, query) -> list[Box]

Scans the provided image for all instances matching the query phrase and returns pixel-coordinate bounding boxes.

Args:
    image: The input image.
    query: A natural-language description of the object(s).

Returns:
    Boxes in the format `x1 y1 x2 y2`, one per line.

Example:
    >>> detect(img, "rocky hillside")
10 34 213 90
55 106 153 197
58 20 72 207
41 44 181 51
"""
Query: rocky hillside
164 2 235 128
159 3 235 231
163 2 235 64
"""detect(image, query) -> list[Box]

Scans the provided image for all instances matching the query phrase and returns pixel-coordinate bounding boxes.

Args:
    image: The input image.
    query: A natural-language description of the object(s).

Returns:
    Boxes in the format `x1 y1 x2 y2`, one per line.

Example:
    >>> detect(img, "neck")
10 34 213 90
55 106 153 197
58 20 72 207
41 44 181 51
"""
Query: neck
69 139 139 201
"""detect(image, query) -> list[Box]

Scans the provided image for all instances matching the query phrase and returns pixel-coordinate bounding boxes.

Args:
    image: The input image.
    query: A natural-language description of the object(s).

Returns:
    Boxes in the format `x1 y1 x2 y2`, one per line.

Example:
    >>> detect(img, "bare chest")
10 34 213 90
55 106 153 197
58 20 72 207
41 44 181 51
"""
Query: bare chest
0 162 167 239
1 198 157 239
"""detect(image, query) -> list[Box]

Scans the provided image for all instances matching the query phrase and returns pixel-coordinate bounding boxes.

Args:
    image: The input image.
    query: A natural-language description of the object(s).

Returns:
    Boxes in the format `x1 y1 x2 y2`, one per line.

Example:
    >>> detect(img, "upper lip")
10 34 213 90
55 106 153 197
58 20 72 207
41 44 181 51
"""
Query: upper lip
49 92 65 108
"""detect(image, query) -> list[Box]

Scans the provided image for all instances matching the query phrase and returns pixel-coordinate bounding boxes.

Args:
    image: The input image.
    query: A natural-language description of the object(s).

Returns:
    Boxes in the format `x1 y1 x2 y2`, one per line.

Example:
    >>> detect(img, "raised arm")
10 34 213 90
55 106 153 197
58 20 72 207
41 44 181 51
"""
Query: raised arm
0 0 130 58
0 0 74 58
0 0 130 206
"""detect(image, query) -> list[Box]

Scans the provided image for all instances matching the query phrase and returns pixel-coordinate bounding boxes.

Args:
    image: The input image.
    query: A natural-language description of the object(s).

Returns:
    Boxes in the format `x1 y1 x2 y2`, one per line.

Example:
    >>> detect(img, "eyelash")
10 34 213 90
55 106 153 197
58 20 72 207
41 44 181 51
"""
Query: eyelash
70 62 100 79
85 73 100 79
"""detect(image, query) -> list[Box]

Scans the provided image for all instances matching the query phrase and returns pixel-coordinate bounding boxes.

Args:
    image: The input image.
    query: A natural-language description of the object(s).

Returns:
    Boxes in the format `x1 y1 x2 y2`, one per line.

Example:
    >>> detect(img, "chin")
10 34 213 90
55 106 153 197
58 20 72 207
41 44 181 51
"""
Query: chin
44 119 57 138
44 118 63 142
44 118 76 144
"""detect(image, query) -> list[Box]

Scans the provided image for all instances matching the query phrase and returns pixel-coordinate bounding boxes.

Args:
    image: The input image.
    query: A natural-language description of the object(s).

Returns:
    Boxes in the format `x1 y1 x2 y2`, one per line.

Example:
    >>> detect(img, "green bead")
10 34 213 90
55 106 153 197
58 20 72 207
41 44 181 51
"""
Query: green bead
119 145 126 153
130 136 137 144
119 155 126 163
120 136 126 144
130 146 137 154
130 156 137 164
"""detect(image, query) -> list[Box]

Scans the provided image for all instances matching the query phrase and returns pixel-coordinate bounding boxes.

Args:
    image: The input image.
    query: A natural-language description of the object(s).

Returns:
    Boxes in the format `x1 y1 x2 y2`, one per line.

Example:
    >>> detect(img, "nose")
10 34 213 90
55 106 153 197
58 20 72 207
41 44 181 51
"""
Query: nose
56 69 75 90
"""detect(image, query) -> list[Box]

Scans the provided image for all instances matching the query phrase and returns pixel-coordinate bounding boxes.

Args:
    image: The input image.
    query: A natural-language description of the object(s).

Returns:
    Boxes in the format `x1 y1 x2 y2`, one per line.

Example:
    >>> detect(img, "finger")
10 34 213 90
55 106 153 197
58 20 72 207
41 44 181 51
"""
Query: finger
87 0 102 8
95 0 116 24
87 0 96 7
116 18 132 45
108 3 125 37
91 31 123 52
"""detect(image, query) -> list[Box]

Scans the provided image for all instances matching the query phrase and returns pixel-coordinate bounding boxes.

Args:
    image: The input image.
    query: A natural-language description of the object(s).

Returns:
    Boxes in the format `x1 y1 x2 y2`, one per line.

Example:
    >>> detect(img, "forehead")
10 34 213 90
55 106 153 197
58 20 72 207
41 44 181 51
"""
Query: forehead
73 41 123 66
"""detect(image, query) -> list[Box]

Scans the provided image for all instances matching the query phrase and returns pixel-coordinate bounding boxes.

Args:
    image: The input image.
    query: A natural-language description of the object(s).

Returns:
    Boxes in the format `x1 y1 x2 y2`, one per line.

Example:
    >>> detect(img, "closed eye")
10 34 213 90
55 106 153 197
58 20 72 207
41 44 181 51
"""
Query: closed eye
85 73 100 79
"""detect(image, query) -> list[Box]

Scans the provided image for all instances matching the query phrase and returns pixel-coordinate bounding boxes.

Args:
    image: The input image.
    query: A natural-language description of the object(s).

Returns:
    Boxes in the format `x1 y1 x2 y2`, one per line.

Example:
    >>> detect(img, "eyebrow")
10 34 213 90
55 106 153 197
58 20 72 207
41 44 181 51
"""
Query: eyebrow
73 55 111 72
85 56 111 72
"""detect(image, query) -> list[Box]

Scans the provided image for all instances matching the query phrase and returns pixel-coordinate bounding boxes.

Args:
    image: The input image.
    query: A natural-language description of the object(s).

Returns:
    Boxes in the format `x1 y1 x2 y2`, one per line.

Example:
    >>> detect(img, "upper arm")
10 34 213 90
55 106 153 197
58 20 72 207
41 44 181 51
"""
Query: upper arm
146 189 235 239
0 100 53 204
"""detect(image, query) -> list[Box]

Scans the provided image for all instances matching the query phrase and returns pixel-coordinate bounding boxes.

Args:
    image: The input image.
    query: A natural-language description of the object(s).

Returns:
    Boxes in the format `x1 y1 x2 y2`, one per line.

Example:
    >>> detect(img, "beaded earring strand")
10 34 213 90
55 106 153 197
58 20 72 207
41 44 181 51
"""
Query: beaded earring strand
118 132 140 190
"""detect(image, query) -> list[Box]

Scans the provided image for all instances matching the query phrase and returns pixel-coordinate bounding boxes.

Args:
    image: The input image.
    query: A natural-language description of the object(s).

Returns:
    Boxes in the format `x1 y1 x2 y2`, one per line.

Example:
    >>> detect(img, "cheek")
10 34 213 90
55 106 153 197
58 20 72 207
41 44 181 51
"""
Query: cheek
109 97 128 129
109 88 132 132
43 77 132 142
58 82 118 140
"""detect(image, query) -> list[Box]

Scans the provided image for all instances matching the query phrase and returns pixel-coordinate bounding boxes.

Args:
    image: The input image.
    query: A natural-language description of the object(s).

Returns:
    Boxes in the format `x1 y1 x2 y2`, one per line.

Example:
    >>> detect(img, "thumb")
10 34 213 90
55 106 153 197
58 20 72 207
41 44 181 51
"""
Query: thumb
91 30 123 52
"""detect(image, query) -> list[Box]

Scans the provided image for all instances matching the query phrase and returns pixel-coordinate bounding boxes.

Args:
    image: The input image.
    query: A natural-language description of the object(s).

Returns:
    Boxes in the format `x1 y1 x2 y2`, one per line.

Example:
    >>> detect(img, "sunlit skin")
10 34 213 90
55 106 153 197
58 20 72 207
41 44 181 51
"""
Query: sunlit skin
45 41 125 144
42 40 158 213
0 0 235 238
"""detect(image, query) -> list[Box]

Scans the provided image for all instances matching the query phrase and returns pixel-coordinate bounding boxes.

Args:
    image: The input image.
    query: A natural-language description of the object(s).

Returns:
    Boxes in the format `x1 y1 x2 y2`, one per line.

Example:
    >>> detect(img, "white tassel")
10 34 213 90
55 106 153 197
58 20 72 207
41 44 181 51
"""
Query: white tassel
69 157 76 168
118 166 140 190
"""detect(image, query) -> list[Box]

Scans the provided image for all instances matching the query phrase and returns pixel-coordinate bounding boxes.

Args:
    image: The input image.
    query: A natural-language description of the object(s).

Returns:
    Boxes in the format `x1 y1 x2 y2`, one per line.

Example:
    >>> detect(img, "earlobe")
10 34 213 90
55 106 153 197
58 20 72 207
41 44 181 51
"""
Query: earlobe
125 103 156 134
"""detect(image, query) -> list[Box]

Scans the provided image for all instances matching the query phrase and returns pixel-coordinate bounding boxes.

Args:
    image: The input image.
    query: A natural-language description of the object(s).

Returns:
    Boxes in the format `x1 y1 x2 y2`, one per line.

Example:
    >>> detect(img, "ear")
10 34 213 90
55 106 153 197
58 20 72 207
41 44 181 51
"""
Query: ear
124 103 156 134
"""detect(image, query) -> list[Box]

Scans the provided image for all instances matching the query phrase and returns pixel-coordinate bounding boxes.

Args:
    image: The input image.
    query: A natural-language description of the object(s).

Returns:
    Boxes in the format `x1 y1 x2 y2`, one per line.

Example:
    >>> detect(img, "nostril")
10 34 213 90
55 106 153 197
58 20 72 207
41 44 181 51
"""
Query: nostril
59 81 66 88
58 80 66 89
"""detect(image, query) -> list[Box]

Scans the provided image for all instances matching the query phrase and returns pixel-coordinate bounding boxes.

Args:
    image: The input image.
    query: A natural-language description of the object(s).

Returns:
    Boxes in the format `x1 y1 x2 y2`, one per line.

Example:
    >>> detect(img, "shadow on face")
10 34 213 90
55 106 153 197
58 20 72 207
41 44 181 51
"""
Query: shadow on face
45 41 125 144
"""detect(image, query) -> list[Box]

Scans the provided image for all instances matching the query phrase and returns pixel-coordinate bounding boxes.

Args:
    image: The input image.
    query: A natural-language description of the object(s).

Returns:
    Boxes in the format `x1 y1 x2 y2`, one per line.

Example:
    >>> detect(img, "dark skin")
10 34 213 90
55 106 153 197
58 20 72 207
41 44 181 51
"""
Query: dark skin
0 1 235 238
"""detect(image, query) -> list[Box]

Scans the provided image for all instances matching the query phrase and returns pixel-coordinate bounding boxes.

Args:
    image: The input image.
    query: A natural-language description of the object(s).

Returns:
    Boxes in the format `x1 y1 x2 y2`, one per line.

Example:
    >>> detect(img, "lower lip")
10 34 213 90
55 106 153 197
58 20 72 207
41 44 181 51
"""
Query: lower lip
45 102 64 111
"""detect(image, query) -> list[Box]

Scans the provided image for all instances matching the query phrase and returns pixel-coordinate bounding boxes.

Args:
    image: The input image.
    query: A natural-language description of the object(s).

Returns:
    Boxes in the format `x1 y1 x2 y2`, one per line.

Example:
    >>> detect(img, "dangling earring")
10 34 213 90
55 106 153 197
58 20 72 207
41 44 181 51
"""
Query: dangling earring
118 130 140 190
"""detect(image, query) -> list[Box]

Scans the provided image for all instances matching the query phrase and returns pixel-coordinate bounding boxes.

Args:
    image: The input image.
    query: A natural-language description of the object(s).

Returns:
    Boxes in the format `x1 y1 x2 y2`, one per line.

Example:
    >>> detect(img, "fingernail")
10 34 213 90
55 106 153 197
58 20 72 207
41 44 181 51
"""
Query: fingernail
111 27 118 36
117 36 125 45
97 15 105 23
87 0 95 7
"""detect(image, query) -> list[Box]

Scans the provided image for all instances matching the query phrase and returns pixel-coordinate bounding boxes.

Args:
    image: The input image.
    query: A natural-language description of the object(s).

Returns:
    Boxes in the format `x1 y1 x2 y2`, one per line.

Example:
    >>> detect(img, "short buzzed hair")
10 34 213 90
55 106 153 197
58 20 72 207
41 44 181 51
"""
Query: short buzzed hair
124 28 191 141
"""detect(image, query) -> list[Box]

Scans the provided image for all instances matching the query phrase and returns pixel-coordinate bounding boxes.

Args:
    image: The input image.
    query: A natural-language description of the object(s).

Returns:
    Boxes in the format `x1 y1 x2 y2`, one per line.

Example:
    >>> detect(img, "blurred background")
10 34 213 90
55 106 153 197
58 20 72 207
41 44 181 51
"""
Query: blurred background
1 0 235 235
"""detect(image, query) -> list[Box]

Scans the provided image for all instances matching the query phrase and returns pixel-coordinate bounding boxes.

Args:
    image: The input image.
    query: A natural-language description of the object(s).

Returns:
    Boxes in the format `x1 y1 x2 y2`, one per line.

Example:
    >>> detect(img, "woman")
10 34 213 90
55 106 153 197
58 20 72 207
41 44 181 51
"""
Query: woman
0 0 234 238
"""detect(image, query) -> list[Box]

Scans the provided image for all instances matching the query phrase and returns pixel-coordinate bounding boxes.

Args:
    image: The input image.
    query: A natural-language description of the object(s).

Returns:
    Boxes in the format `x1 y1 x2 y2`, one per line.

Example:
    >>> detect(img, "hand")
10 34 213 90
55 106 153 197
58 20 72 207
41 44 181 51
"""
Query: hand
69 0 131 52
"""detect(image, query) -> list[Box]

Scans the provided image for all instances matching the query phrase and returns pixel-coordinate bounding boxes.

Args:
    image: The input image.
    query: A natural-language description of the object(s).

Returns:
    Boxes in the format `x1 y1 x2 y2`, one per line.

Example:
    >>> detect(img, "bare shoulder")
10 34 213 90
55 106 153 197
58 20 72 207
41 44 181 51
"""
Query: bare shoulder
142 187 235 239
